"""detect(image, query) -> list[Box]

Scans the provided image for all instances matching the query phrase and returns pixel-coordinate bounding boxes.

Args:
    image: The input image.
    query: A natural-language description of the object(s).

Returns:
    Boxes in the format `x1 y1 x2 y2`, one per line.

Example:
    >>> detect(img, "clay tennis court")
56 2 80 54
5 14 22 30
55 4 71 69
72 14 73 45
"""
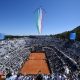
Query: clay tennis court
20 52 50 75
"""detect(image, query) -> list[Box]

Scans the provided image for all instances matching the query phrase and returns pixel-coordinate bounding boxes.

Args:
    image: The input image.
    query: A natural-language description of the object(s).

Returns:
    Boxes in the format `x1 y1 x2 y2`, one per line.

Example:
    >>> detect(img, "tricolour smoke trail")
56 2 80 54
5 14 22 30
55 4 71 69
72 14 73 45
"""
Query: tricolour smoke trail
37 8 43 34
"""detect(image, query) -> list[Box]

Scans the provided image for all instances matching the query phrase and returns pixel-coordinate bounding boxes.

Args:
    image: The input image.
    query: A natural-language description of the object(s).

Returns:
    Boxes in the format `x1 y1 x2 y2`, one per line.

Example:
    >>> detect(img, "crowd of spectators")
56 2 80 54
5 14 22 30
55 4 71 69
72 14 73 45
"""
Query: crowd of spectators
0 38 31 75
5 72 79 80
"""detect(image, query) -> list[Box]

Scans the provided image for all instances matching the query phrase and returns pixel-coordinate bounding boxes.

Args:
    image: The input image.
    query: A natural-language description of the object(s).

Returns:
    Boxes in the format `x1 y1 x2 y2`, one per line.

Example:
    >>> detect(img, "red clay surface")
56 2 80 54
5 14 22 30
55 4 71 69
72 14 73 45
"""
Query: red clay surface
20 52 50 75
29 53 46 60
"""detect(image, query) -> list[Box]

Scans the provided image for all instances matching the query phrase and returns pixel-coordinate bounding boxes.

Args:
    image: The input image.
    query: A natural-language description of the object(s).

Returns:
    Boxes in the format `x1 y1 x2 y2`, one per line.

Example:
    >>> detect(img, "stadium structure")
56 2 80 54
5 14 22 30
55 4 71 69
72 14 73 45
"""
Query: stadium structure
0 35 80 80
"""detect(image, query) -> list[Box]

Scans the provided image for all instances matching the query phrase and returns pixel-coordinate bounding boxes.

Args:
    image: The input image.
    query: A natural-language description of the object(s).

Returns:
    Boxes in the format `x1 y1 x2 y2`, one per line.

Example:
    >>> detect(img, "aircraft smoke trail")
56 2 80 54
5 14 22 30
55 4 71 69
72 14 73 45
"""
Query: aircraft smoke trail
37 8 43 34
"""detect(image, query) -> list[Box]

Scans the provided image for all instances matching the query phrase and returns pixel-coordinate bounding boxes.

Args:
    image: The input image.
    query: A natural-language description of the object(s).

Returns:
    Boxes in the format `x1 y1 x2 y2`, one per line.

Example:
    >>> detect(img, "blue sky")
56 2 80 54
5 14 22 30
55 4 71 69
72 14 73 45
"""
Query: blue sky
0 0 80 35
